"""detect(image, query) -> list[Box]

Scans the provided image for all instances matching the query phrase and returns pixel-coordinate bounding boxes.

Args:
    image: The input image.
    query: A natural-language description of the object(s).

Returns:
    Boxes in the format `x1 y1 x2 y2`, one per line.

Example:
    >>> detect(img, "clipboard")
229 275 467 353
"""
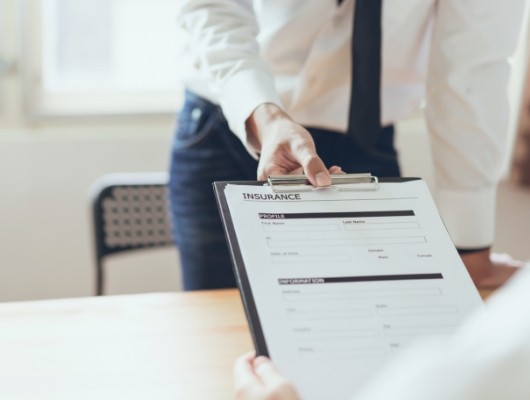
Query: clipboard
213 174 421 356
214 175 483 399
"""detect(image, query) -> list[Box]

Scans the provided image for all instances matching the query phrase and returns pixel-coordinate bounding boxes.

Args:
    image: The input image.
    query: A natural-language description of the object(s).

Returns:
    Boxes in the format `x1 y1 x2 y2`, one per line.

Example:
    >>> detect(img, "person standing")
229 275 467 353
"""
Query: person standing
169 0 527 290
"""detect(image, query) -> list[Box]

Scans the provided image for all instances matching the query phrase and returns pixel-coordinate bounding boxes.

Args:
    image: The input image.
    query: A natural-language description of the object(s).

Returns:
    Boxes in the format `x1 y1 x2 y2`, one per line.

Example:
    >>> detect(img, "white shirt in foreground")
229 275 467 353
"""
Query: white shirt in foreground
177 0 528 248
354 266 530 400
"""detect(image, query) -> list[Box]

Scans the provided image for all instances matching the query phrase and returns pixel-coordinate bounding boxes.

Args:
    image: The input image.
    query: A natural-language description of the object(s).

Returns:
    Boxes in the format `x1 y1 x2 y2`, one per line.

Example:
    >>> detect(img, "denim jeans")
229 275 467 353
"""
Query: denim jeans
169 90 400 290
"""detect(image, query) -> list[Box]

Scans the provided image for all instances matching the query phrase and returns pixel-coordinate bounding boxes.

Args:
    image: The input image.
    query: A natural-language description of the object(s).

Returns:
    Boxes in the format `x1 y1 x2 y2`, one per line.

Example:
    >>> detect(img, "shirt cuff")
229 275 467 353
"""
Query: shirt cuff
218 68 283 158
434 187 496 249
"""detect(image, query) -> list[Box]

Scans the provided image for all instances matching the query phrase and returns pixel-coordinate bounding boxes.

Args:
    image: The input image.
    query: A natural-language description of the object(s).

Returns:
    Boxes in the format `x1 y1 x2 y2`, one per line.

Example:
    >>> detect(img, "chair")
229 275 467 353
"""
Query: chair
90 172 174 295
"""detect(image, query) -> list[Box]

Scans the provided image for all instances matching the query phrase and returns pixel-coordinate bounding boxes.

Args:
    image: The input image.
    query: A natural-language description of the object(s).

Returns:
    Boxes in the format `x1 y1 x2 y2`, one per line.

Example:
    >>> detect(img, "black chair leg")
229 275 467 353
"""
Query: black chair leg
96 261 104 296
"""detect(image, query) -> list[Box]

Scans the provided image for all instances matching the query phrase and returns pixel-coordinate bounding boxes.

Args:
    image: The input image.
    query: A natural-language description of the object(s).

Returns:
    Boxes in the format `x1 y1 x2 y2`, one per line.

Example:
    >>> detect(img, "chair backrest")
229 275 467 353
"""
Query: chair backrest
90 172 174 295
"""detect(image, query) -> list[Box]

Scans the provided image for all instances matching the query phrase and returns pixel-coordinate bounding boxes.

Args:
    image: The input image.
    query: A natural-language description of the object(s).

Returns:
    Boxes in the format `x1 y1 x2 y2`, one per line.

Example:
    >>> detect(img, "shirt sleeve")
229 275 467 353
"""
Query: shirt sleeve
177 0 282 154
352 267 530 400
425 0 528 248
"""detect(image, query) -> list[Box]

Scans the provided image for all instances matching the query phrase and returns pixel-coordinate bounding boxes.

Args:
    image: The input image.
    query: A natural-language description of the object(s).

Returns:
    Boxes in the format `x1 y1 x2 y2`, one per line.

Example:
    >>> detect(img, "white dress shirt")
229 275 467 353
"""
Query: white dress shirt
177 0 527 249
353 266 530 400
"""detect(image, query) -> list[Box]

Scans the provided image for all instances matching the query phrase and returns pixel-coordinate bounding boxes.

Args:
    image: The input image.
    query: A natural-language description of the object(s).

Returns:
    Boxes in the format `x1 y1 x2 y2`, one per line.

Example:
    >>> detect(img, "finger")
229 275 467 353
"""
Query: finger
253 356 288 387
257 166 267 181
254 357 299 399
490 252 525 268
234 352 260 390
290 145 330 187
304 155 331 187
258 163 292 181
328 165 343 174
287 167 304 175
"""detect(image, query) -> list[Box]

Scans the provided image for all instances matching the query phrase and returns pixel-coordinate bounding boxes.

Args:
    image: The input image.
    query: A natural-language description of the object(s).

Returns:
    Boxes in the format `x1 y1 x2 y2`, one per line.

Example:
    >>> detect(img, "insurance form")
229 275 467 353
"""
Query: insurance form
220 180 483 400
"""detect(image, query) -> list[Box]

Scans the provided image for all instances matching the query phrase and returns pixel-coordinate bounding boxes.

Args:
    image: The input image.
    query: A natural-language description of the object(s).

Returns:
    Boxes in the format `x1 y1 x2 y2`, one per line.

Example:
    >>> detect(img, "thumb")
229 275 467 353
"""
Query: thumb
253 356 286 386
293 145 331 187
253 357 300 399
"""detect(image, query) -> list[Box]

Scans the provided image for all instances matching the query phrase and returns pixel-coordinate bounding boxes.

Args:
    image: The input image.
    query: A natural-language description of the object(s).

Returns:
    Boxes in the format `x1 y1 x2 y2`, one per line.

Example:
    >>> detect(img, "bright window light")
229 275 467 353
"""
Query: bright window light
26 0 184 117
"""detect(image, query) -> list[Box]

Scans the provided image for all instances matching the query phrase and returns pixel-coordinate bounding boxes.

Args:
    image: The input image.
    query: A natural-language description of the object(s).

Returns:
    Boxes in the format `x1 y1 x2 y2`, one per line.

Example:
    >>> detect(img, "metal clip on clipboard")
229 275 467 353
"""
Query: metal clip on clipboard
267 173 379 193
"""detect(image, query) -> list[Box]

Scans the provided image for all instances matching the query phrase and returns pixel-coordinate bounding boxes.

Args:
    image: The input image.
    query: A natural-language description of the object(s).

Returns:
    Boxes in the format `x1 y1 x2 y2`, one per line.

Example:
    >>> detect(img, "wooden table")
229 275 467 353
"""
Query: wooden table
0 290 252 400
0 288 491 400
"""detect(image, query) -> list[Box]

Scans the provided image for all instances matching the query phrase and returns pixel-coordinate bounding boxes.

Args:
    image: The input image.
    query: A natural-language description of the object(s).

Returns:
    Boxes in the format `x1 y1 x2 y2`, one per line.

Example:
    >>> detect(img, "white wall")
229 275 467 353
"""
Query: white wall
0 125 182 302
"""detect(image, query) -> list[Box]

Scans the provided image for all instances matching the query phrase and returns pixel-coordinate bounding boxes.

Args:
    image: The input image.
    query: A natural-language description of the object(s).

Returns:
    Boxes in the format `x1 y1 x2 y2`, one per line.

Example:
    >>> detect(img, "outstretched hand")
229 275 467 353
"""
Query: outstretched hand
246 103 341 186
234 352 300 400
461 249 525 290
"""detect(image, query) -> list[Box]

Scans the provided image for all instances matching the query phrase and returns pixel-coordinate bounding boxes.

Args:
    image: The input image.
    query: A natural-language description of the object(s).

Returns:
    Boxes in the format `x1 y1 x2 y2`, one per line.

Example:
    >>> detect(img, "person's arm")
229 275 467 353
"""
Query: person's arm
178 0 281 151
178 1 332 186
246 103 334 186
425 0 528 287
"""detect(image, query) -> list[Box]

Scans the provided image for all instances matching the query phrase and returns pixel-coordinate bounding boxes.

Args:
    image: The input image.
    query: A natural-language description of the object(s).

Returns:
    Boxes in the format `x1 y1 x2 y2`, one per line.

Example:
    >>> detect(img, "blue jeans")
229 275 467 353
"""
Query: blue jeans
169 91 400 290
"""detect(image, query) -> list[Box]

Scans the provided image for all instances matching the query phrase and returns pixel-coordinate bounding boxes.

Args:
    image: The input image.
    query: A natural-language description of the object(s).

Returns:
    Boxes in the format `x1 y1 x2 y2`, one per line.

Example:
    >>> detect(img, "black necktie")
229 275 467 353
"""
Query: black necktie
347 0 382 152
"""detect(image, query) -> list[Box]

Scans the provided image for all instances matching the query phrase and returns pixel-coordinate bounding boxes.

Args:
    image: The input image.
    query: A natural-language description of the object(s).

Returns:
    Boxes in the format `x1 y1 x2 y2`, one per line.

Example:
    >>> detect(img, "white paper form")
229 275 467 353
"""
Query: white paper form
223 180 483 400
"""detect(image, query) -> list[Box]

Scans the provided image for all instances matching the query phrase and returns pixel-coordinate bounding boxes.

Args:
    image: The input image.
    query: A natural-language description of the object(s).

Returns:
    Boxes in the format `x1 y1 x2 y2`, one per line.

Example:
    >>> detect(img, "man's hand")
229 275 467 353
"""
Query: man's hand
234 352 300 400
246 103 340 186
461 249 524 290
